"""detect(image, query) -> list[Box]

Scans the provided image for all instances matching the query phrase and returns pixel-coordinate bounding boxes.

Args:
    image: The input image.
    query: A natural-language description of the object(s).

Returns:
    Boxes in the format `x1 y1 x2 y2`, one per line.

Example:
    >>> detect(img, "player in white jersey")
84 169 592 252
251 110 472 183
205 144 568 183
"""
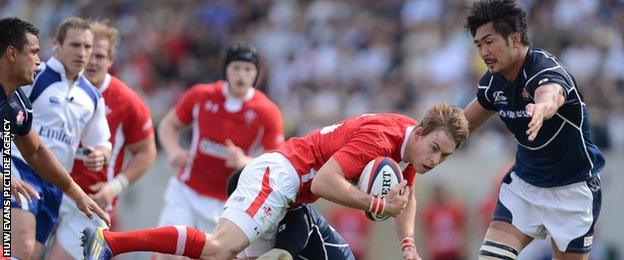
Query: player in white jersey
10 17 111 259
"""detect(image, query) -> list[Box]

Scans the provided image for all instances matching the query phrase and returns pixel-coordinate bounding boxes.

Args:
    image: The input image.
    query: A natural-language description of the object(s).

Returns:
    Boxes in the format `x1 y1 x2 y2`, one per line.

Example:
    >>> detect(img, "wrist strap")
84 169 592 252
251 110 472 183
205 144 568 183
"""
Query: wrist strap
108 173 129 197
401 237 416 251
368 197 386 215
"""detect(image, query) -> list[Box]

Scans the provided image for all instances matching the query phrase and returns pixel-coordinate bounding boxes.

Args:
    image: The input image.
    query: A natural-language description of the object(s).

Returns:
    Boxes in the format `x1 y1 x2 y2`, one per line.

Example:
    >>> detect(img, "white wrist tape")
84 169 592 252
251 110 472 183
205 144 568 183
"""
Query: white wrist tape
108 173 130 197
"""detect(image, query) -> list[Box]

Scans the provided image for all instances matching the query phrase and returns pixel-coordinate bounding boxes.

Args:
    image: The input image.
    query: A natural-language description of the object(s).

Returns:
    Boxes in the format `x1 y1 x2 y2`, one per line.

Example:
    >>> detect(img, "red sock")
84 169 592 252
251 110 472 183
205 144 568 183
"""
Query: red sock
103 226 206 258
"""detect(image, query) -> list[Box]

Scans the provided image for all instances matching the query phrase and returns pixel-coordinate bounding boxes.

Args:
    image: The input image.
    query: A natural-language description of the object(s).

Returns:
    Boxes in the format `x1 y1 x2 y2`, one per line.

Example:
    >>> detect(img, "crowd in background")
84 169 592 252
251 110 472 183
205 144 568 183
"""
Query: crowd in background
2 0 623 259
2 0 623 152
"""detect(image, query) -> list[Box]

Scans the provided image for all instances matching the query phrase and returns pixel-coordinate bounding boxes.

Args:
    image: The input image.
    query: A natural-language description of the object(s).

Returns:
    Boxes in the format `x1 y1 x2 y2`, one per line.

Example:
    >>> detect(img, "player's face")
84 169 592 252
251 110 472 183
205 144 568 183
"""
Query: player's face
406 129 456 174
85 38 113 87
14 33 41 85
473 22 516 75
226 61 257 98
55 28 93 78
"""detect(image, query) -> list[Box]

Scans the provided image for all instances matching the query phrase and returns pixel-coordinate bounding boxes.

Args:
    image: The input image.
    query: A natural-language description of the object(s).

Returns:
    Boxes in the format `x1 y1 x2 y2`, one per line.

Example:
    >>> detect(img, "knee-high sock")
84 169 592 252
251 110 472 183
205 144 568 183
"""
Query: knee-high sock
104 226 206 258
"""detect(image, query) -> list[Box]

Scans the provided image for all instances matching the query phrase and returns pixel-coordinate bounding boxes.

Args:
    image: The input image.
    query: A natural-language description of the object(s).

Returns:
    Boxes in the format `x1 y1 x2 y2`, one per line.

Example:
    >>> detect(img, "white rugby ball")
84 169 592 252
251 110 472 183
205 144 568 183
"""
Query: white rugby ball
358 156 403 221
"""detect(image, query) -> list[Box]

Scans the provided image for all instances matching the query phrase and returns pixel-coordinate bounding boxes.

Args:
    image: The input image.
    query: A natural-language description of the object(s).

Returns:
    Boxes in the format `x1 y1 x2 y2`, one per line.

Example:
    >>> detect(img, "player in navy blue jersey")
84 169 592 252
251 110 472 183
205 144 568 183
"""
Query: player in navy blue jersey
0 17 109 259
463 1 605 259
226 167 355 260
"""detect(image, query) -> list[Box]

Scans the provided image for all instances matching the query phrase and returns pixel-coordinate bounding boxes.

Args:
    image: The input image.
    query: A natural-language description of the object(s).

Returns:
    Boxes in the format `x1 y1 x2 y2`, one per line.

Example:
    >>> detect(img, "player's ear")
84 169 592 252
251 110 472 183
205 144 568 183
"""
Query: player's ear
414 127 423 140
510 33 521 48
5 46 18 62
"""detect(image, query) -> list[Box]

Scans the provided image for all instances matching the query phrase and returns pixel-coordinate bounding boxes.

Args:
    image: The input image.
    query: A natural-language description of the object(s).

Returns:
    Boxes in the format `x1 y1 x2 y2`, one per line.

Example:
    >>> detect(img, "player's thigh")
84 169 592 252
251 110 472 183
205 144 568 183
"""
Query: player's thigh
479 221 534 260
222 153 300 243
50 194 108 259
551 239 589 260
10 208 36 259
541 175 601 254
158 178 195 227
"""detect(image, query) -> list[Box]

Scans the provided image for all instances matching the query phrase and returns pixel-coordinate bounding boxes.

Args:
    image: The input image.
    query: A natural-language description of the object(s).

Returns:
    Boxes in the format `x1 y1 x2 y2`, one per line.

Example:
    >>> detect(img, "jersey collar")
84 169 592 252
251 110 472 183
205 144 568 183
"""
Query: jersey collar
221 81 255 101
400 126 416 161
98 74 112 93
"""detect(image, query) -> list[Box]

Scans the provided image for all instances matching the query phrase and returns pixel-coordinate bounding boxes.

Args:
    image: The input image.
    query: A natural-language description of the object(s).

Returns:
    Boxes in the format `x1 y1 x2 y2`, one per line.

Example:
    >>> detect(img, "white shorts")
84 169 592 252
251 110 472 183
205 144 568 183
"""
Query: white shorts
158 178 224 232
494 172 601 253
222 152 300 244
56 194 108 259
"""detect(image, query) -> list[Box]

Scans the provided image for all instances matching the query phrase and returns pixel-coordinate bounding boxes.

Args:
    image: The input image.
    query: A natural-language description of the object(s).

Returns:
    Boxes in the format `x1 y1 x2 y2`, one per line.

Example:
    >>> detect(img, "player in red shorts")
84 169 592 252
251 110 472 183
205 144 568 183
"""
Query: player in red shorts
83 103 469 260
154 42 283 259
47 21 157 260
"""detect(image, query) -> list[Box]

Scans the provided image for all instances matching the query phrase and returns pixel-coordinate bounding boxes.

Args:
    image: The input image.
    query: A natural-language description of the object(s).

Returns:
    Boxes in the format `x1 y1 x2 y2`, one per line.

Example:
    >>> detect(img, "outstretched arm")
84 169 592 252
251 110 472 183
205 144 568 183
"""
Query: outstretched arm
464 98 496 134
13 131 110 225
525 83 565 141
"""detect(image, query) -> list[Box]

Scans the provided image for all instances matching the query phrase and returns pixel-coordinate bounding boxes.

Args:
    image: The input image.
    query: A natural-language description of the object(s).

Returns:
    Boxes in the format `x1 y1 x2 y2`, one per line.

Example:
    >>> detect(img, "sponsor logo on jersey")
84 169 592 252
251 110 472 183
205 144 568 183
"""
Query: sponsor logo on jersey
204 101 219 113
493 91 508 105
49 96 61 105
499 109 530 119
38 125 76 145
198 138 228 158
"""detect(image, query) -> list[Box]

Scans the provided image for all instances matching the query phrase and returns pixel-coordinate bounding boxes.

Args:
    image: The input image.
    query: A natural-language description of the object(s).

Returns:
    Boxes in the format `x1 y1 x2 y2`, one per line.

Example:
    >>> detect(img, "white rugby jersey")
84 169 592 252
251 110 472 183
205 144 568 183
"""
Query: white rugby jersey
11 57 111 172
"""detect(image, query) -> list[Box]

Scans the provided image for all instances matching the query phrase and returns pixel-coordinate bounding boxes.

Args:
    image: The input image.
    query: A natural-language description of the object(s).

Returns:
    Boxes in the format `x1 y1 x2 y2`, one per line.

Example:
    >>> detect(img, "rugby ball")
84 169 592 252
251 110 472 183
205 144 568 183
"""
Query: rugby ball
358 157 403 221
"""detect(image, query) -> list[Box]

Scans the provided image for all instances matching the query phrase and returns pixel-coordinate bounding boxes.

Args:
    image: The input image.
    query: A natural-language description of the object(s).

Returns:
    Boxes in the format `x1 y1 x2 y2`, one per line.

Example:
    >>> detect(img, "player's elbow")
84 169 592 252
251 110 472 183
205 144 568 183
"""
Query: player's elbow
310 175 327 197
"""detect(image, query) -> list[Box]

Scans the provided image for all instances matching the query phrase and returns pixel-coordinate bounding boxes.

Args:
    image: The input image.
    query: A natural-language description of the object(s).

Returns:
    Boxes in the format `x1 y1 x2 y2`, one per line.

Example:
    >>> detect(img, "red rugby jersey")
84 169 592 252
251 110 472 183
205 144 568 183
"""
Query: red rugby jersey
275 113 417 206
72 74 154 206
175 81 283 200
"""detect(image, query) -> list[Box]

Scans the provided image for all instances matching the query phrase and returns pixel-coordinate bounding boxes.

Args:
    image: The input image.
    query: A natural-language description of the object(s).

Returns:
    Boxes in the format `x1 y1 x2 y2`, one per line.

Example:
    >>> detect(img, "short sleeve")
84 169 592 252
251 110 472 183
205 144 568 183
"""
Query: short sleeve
81 97 112 149
526 70 572 101
174 85 203 124
476 75 496 111
260 103 284 150
332 131 393 181
124 97 154 144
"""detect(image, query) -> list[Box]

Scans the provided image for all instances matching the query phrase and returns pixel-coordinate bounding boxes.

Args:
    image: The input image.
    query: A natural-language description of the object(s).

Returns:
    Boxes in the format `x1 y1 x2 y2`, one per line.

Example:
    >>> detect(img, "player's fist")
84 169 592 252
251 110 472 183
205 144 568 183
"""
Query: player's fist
84 146 106 171
402 247 422 260
382 180 409 217
168 148 190 167
224 139 251 168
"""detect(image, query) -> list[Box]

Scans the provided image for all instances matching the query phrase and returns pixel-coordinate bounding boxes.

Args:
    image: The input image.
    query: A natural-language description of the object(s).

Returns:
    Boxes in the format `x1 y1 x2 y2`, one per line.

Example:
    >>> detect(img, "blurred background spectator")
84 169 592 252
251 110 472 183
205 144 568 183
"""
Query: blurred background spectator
2 0 623 259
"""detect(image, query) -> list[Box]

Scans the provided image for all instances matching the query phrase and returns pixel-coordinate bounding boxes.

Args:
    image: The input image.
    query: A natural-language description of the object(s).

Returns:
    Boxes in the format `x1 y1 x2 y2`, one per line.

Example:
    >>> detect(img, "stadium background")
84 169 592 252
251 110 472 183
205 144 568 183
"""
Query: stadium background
2 0 623 259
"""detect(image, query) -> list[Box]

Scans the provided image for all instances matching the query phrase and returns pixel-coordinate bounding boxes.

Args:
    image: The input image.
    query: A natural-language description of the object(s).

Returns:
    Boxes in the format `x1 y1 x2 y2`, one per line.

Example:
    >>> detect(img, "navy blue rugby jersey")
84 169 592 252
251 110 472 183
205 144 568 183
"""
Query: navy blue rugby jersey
0 85 33 136
476 48 605 187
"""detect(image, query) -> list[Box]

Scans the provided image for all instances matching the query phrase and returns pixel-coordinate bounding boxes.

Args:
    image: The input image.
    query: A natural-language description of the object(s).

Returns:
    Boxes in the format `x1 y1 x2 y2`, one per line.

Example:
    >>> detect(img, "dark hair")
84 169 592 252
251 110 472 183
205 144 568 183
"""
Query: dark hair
55 17 90 44
226 167 244 196
465 0 530 46
0 17 39 56
223 42 260 85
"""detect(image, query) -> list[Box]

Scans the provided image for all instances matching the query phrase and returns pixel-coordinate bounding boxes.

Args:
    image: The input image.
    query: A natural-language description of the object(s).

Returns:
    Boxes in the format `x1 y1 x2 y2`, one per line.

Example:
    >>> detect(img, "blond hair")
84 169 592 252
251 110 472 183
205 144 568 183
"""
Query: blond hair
89 20 119 60
55 17 90 44
420 103 469 148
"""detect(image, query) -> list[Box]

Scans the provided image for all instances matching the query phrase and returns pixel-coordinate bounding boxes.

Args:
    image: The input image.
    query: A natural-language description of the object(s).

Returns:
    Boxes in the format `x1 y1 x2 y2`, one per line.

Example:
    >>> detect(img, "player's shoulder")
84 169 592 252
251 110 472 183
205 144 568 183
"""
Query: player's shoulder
477 71 495 88
77 75 102 100
108 76 148 106
525 48 561 75
249 88 280 113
